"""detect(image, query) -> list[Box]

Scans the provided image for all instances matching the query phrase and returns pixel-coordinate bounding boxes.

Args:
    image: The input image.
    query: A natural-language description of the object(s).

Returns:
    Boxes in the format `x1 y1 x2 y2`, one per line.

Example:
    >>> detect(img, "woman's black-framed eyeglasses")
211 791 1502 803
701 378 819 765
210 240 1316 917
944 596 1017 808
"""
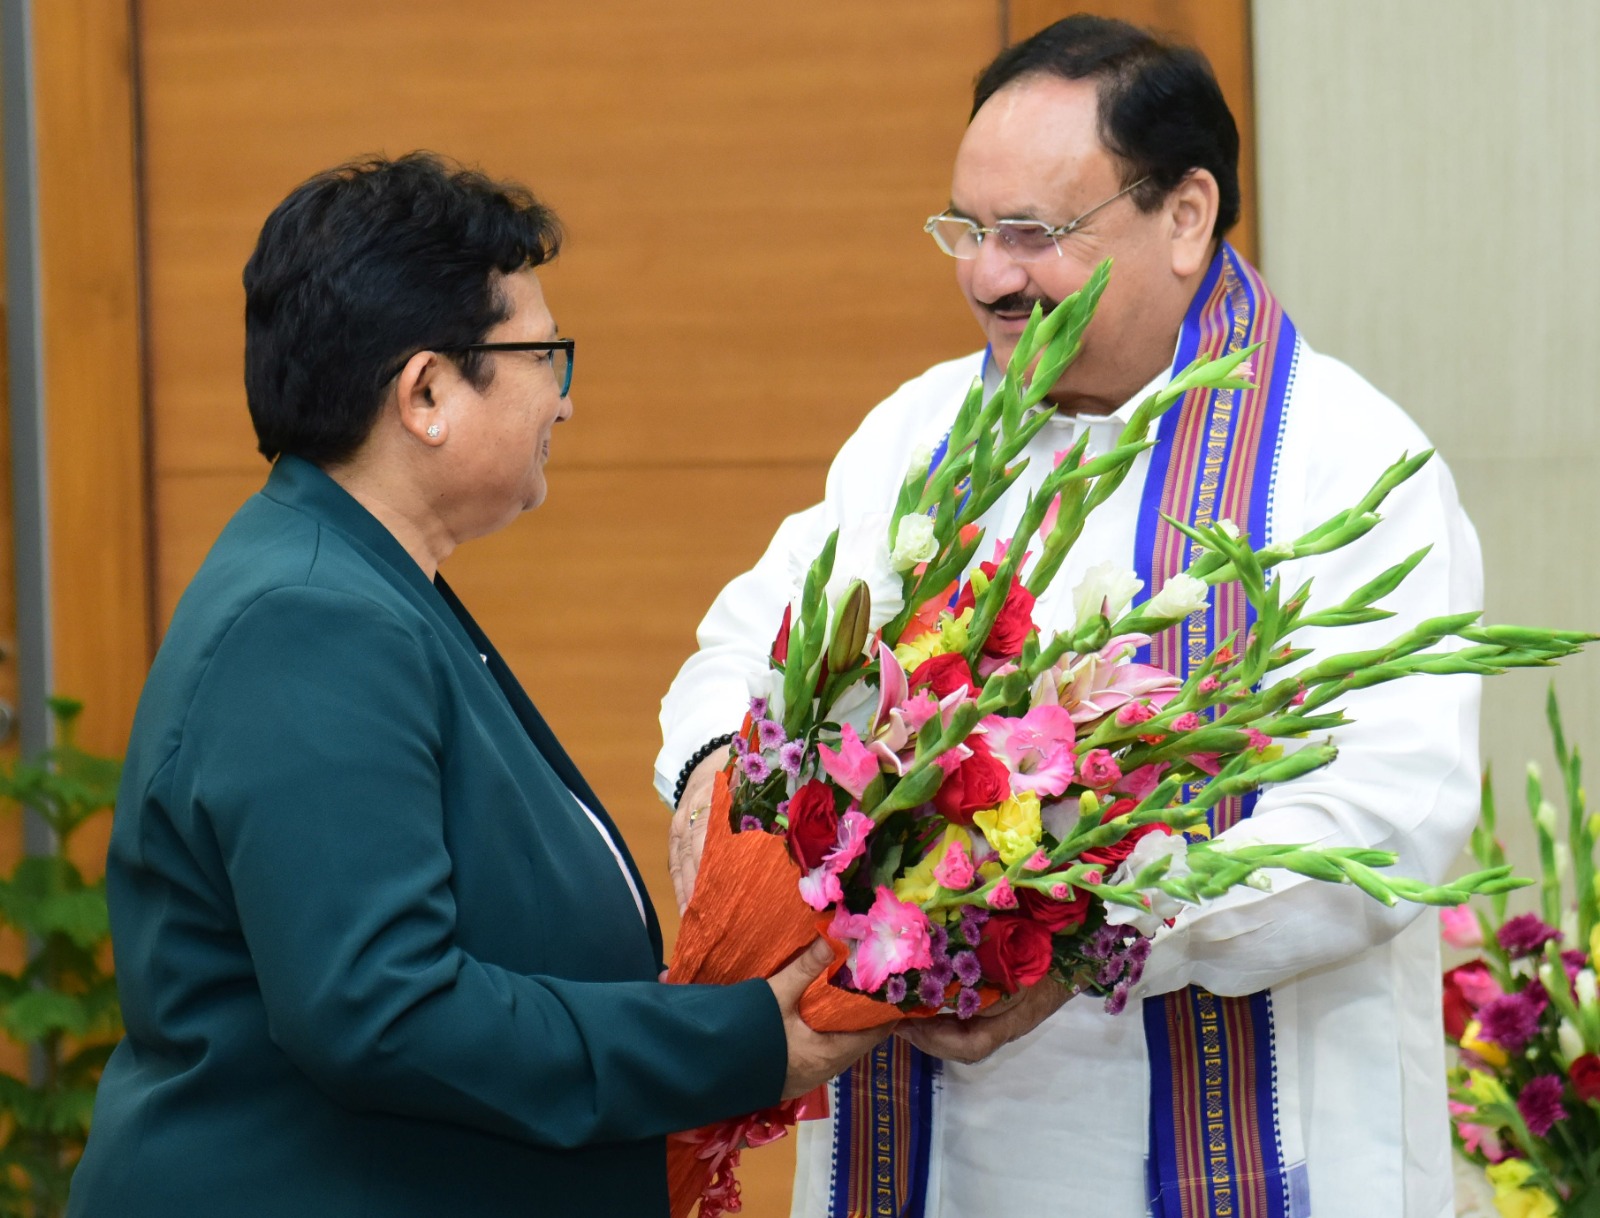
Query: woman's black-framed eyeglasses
440 339 575 398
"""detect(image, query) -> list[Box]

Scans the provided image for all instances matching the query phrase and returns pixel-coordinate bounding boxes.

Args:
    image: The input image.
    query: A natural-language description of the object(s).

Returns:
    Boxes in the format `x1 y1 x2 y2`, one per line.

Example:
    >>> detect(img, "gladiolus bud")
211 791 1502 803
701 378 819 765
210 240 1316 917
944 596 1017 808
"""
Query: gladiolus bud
1579 970 1598 1010
827 580 872 673
1561 1017 1587 1064
1070 614 1111 654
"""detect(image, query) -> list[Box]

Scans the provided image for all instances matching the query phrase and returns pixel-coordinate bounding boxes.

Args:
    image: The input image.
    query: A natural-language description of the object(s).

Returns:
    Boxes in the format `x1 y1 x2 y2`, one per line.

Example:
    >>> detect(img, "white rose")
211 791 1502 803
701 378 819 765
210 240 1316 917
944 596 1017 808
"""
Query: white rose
1071 561 1143 629
1146 573 1209 621
889 513 939 573
825 513 905 632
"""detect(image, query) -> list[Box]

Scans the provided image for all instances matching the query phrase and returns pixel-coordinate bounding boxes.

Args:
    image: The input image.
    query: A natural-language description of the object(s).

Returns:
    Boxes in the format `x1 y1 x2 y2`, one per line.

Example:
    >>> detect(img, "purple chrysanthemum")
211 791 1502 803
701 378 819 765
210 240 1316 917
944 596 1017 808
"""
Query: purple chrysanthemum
1497 912 1562 959
959 907 990 941
884 975 908 1005
1096 956 1126 988
740 753 771 782
956 987 982 1020
1104 980 1131 1016
778 740 806 775
929 924 950 958
730 734 749 757
748 696 770 719
1517 1073 1569 1137
927 959 955 988
757 718 787 750
917 974 946 1009
1478 989 1548 1053
1083 925 1122 961
952 951 982 987
1128 936 1153 964
739 816 764 833
834 964 854 989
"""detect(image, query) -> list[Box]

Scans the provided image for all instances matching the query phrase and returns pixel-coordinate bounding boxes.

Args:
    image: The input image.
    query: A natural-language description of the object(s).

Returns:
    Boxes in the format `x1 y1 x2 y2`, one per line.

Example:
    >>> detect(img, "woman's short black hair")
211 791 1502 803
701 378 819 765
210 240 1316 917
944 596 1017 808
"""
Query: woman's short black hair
243 152 562 465
972 14 1240 239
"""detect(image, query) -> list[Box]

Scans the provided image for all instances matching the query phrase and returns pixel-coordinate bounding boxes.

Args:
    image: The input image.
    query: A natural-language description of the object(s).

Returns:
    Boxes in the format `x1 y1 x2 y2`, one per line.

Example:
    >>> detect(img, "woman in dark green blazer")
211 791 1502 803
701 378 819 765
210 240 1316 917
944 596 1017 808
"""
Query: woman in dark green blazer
68 155 885 1217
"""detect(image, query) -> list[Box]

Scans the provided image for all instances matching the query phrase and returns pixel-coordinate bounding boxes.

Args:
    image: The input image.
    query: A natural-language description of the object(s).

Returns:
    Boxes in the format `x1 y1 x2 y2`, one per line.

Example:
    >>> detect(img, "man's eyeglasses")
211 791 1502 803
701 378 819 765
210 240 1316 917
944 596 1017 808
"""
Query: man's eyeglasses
438 339 575 398
923 177 1151 263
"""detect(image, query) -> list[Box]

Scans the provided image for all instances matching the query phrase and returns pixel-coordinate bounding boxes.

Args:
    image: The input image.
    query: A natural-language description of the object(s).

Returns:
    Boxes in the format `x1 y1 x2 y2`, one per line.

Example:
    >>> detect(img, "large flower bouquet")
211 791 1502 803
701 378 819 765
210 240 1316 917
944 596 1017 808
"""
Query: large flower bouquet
666 263 1583 1217
1444 689 1600 1218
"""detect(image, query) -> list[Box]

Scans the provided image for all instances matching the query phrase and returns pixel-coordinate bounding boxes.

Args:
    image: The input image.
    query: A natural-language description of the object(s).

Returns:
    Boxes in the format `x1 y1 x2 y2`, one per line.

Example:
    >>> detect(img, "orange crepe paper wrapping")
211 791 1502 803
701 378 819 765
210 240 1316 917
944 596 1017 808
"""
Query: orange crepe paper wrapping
664 767 895 1217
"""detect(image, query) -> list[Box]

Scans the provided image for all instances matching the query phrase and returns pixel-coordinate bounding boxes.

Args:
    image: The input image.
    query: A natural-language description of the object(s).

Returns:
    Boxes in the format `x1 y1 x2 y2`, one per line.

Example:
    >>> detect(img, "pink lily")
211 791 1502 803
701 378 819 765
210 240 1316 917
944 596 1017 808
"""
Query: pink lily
1038 633 1183 725
980 705 1077 797
817 723 880 800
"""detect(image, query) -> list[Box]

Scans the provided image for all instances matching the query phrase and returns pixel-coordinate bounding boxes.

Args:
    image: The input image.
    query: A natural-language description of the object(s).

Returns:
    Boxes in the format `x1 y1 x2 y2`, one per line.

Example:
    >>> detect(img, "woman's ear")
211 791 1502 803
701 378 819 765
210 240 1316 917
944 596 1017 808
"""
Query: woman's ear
395 350 448 446
1168 169 1221 278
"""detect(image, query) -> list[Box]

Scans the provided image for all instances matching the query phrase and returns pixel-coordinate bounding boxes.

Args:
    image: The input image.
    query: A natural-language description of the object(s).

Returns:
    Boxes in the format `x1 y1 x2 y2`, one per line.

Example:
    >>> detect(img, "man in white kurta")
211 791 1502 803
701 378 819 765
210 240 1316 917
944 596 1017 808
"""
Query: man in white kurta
657 16 1481 1218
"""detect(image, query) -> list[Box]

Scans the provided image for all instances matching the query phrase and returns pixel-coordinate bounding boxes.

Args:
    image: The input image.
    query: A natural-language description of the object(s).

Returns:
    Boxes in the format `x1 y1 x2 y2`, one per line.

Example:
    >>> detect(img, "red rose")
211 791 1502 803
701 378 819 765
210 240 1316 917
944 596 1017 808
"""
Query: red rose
952 562 1037 658
787 779 839 871
1018 883 1090 934
933 736 1011 825
1571 1054 1600 1103
1077 799 1171 869
909 653 977 700
975 914 1054 993
1442 963 1481 1041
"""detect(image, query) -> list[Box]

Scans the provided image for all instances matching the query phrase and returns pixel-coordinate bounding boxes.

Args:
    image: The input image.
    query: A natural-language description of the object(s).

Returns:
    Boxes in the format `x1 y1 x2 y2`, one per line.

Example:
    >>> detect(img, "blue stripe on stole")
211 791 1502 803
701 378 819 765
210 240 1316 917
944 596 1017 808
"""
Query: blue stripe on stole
828 1041 936 1218
1138 245 1294 1218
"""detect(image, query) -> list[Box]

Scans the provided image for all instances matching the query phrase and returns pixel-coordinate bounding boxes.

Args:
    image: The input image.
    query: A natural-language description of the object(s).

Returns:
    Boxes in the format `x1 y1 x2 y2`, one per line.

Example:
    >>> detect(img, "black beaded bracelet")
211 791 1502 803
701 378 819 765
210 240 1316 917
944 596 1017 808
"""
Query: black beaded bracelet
672 733 737 809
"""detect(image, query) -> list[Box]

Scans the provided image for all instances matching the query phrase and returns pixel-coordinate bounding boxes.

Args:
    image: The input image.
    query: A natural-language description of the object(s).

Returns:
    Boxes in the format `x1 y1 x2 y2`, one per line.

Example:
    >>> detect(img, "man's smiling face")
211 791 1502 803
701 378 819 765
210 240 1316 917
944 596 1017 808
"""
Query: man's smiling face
949 74 1191 414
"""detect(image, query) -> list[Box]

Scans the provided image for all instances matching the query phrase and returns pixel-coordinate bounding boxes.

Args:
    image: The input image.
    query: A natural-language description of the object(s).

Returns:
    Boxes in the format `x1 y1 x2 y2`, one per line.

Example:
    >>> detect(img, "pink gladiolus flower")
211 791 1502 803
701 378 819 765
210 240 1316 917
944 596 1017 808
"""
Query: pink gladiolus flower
1171 712 1203 733
981 705 1078 797
1078 749 1121 789
1082 870 1102 885
933 742 974 776
987 876 1018 909
1187 752 1222 775
1050 882 1071 900
1024 850 1051 871
798 866 844 911
1116 763 1170 801
817 723 880 800
825 810 874 872
1245 728 1271 752
1439 904 1483 949
1448 1103 1508 1163
846 887 934 993
1199 675 1221 694
898 690 941 732
934 839 976 889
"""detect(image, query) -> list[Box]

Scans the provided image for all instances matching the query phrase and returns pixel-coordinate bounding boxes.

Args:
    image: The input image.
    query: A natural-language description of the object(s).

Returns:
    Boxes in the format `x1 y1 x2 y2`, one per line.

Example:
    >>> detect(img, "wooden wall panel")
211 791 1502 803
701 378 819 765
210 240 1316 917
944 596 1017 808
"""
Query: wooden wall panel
136 2 1000 1209
1007 0 1258 263
31 1 148 874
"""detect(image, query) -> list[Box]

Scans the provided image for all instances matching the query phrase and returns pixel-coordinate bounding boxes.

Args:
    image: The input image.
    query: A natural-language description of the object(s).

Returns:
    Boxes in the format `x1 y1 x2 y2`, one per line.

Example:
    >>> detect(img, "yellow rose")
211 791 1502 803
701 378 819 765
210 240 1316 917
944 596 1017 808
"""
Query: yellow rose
973 790 1042 867
1461 1024 1509 1071
1485 1160 1558 1218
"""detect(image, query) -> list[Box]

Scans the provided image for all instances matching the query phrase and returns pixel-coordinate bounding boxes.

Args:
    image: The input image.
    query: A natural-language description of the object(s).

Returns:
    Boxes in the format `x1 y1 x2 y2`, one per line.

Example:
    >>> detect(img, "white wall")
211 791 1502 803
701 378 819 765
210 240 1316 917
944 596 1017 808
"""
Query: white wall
1253 0 1600 871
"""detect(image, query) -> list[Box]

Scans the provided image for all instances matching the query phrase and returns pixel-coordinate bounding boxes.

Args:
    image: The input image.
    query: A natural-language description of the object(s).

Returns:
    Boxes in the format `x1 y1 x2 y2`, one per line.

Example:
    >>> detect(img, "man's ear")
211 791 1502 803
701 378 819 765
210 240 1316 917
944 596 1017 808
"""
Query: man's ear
395 350 448 446
1168 169 1221 278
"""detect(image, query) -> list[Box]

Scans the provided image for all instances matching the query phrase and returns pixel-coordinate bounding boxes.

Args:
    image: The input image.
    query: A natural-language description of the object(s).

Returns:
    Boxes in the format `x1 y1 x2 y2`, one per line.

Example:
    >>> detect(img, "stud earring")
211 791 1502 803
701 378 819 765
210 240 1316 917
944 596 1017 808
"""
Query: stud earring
426 424 441 439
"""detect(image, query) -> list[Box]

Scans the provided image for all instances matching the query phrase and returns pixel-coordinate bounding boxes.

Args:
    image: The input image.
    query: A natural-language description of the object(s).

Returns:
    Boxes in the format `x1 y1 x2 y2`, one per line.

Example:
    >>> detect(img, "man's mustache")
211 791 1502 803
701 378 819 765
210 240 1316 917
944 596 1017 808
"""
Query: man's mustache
981 291 1061 318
